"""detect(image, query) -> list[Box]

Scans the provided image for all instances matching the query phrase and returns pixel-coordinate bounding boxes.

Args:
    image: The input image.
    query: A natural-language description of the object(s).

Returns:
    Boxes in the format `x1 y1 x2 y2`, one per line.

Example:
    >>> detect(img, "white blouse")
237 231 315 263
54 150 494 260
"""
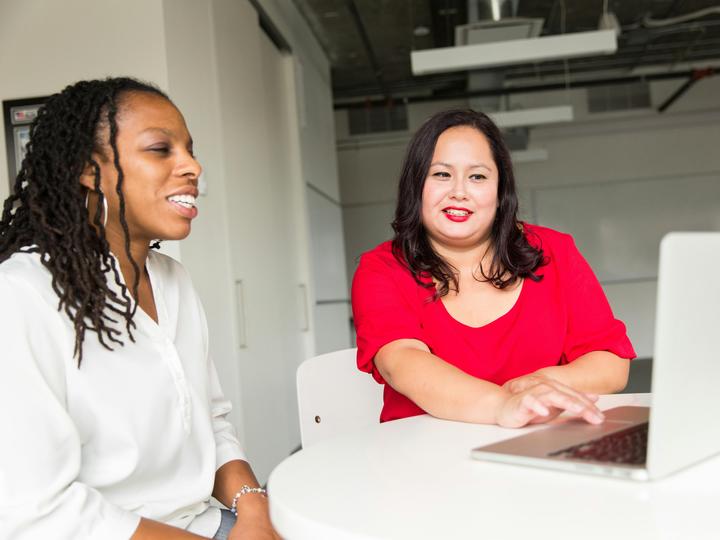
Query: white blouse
0 250 246 539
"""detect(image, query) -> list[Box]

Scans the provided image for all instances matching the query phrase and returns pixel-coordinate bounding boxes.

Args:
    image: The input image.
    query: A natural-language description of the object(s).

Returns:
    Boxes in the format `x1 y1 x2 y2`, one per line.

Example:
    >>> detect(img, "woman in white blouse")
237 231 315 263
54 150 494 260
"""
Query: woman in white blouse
0 78 279 540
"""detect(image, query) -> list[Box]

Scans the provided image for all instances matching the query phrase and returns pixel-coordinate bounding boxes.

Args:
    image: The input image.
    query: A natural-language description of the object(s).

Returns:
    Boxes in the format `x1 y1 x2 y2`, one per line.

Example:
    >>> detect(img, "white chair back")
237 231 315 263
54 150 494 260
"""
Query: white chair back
296 348 383 448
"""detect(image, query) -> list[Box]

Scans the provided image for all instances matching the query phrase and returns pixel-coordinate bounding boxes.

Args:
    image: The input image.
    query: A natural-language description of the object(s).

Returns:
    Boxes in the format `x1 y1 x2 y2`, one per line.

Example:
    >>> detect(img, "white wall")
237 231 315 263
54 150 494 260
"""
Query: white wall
270 14 350 355
164 0 344 481
204 0 314 481
234 1 350 357
307 187 352 352
337 77 720 359
299 75 351 354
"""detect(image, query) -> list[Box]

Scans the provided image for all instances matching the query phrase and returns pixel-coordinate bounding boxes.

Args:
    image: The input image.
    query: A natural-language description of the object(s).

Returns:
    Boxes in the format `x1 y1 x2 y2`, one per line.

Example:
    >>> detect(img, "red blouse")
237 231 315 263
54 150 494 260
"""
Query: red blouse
351 223 636 422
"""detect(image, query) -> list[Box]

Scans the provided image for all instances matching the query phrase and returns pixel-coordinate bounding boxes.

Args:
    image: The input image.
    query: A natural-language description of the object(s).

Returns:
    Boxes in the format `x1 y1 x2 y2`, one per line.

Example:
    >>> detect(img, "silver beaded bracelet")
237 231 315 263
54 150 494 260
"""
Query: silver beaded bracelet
230 485 267 516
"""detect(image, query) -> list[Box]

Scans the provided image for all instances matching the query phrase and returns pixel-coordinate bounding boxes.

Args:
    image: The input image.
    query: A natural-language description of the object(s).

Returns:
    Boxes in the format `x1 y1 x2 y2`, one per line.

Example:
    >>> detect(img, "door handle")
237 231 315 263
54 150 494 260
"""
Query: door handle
298 283 310 332
234 279 248 348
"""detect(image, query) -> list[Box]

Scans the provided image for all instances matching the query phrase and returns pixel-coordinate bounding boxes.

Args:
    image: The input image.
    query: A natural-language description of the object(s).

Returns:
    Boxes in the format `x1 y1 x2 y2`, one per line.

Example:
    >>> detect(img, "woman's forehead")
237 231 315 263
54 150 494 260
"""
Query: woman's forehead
431 127 495 165
119 92 178 120
115 92 188 136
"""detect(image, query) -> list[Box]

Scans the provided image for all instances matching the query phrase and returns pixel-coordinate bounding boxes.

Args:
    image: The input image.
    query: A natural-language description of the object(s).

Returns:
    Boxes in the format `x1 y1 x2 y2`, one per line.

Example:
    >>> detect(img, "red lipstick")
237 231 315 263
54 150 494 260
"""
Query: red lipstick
442 206 473 222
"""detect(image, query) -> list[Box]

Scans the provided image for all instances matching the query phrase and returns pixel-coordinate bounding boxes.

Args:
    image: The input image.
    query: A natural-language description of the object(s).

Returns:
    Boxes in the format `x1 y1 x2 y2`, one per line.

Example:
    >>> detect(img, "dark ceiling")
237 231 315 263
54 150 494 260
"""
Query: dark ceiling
291 0 720 105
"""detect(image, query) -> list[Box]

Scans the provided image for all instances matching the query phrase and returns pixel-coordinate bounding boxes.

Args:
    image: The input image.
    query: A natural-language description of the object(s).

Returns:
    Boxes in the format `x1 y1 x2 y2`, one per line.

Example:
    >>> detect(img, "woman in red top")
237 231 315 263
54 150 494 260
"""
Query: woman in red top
352 109 635 427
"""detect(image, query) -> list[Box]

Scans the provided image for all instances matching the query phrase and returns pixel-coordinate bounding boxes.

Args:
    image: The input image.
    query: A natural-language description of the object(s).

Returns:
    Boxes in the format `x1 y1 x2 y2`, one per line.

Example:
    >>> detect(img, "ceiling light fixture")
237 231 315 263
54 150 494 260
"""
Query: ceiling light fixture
411 29 618 75
488 105 574 128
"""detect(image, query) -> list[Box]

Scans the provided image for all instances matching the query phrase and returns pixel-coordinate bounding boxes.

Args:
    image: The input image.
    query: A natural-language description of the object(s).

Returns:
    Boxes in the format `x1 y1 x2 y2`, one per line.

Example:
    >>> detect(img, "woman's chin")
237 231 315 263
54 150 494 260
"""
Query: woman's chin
429 231 491 252
154 225 192 243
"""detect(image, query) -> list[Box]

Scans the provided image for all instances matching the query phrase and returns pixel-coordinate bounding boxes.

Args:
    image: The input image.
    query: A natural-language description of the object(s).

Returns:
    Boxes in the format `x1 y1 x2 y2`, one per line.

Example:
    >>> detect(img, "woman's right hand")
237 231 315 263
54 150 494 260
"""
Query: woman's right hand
493 380 605 428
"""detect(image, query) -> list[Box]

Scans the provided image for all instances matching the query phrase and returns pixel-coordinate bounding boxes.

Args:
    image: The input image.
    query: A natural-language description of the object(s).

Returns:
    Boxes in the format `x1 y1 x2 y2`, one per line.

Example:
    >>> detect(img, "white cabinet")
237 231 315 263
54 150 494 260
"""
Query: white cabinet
166 0 343 483
307 185 352 354
212 1 312 482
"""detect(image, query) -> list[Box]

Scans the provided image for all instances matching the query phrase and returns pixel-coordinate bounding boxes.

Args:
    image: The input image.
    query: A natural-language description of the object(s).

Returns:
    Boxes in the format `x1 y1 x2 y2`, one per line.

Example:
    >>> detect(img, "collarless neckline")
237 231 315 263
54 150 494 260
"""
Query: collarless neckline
435 278 527 330
118 251 165 334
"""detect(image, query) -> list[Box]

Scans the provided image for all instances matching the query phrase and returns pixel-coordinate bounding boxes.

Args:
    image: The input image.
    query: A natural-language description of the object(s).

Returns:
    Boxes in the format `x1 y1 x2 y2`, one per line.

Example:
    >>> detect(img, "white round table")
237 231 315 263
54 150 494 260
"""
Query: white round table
267 393 720 539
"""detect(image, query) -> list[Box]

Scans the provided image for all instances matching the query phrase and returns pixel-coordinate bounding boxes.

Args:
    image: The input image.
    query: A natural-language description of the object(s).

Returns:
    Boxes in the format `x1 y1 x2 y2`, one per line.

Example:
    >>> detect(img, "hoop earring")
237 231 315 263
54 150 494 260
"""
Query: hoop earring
101 195 108 228
85 189 108 228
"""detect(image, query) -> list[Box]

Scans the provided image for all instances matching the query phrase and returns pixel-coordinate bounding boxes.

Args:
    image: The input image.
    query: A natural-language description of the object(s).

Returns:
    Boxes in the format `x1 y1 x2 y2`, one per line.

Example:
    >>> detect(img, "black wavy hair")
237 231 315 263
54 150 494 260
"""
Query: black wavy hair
391 109 546 298
0 77 170 365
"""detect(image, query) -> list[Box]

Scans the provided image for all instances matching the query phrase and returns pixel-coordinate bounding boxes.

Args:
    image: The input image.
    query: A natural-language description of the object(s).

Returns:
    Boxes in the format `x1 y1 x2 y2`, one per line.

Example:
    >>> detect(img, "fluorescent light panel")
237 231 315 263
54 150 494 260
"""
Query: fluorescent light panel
411 29 617 75
489 106 574 128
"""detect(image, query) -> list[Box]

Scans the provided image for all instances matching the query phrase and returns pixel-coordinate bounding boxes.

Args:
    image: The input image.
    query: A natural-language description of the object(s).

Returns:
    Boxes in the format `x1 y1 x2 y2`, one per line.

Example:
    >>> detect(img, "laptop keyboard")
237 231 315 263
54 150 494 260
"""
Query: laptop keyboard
548 422 648 465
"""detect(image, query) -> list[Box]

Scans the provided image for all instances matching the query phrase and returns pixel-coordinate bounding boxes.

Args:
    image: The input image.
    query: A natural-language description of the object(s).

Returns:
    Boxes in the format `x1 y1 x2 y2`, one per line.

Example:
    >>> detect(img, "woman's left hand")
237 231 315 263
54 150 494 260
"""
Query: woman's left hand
227 497 282 540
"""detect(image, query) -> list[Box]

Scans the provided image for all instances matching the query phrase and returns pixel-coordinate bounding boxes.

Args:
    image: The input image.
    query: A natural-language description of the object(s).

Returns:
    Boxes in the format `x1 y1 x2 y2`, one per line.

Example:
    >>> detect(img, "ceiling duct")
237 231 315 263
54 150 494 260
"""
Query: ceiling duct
459 0 544 45
469 0 514 22
459 1 546 148
412 0 617 77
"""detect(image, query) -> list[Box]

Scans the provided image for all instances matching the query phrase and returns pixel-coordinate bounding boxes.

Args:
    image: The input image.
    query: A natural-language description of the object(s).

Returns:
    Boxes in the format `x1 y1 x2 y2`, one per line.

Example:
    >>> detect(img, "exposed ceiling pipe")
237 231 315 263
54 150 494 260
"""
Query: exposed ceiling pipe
643 6 720 27
333 69 705 110
657 68 716 113
345 0 388 99
464 0 522 113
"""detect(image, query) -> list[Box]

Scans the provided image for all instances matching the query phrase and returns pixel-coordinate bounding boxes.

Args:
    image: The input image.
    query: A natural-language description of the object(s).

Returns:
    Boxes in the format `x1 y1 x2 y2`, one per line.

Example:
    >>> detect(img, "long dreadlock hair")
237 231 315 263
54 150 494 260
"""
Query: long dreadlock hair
0 77 170 366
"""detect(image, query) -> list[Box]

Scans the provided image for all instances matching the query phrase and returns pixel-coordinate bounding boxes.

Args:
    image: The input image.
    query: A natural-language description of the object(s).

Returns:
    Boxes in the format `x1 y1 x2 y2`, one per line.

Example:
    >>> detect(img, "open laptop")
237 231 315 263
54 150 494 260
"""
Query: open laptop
471 232 720 481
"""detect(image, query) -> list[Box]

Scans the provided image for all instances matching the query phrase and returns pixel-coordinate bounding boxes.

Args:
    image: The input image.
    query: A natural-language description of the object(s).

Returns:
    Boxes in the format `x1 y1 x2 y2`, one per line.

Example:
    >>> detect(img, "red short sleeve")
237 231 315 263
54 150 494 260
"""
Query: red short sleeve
351 243 427 384
557 235 636 363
